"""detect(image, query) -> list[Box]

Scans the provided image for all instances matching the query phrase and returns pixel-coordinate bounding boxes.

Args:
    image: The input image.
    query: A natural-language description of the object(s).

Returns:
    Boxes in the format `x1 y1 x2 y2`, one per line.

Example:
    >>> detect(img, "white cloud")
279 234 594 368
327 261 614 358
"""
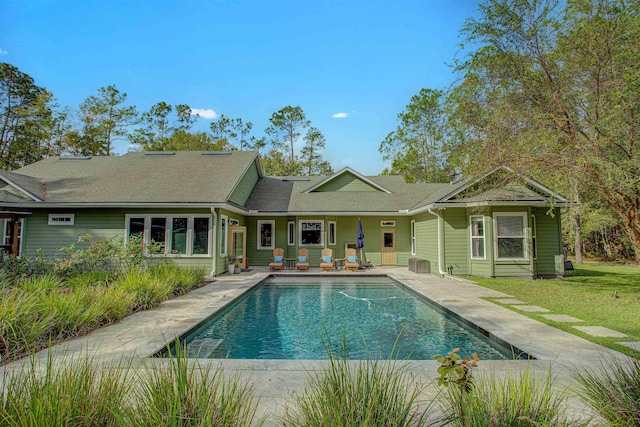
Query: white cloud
0 48 8 55
190 108 218 119
331 112 349 118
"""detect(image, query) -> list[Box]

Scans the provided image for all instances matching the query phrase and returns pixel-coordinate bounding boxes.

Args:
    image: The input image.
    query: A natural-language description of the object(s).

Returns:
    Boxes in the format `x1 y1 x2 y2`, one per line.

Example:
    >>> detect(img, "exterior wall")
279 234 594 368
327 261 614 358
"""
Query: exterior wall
491 206 533 278
228 161 259 206
215 208 246 276
442 209 469 276
533 207 564 277
245 215 410 267
23 208 215 271
314 173 378 192
413 212 439 272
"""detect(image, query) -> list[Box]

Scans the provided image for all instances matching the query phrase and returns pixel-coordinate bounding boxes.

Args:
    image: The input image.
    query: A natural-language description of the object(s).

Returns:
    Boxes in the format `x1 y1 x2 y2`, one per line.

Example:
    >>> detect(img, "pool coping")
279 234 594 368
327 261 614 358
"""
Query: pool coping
1 267 625 425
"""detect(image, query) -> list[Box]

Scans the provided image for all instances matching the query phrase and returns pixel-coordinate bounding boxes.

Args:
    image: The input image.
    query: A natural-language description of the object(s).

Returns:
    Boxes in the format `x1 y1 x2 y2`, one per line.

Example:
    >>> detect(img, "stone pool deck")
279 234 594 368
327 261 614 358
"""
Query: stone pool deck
1 267 629 425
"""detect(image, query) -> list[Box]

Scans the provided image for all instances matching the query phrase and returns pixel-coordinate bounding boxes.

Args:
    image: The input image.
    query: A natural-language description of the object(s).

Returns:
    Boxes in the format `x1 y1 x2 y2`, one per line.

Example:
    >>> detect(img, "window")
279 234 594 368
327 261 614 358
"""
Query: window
288 221 295 246
411 219 416 256
125 214 211 257
328 221 336 246
48 214 74 225
494 212 528 260
2 219 10 245
257 220 274 250
220 215 228 256
470 216 485 259
299 220 324 246
531 215 537 259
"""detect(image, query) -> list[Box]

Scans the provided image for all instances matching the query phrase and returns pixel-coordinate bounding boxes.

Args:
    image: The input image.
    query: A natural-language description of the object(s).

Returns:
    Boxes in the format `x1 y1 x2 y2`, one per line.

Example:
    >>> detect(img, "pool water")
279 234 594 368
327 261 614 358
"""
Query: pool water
174 277 514 360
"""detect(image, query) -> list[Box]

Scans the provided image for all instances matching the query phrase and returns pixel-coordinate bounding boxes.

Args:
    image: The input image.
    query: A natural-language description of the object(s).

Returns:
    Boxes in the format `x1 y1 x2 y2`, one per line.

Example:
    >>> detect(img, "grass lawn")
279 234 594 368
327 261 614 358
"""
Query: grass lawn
466 261 640 358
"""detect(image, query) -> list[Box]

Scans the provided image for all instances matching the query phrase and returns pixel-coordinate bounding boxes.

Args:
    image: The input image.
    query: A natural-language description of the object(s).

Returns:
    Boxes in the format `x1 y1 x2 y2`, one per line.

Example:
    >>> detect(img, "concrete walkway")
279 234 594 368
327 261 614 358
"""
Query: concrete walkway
1 267 626 425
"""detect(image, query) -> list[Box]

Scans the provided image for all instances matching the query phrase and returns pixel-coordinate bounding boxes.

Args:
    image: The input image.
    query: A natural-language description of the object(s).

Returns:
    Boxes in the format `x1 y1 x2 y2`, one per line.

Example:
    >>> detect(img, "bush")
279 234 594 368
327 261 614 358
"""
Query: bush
0 250 56 283
573 353 640 426
441 367 590 427
281 339 433 426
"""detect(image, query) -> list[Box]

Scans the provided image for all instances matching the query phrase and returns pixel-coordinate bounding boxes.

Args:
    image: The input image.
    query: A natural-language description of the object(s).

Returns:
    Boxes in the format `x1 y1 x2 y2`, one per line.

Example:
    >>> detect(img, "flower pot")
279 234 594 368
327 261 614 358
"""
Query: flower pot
228 264 235 275
234 267 241 274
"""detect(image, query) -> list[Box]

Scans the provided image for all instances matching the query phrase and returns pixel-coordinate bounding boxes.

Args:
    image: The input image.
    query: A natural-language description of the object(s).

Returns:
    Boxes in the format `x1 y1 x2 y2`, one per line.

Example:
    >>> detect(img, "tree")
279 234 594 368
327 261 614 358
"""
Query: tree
265 106 310 166
233 117 256 151
448 0 640 260
161 129 228 151
380 88 452 183
209 114 236 149
78 85 138 155
301 127 333 176
130 102 198 151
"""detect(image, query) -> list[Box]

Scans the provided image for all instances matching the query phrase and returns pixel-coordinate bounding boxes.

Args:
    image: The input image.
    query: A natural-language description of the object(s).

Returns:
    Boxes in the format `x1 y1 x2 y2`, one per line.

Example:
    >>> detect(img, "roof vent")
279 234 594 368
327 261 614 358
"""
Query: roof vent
144 152 175 155
283 178 310 182
200 151 232 156
59 156 91 160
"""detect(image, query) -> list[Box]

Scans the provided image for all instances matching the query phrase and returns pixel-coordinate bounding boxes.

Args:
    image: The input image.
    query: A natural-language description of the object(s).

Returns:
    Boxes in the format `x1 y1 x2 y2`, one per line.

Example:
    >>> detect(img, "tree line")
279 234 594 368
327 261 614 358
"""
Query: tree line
378 0 639 261
0 65 332 176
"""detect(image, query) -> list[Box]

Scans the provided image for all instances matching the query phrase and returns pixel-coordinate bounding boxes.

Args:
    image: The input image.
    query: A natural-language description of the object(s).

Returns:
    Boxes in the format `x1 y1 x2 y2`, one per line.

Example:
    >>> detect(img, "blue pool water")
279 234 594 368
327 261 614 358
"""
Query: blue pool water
175 277 515 360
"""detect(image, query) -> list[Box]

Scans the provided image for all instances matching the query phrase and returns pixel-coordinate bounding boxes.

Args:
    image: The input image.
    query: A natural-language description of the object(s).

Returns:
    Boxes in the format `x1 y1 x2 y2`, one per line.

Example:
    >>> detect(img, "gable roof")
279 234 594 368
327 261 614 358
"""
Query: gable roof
0 170 44 202
302 167 392 194
2 151 260 207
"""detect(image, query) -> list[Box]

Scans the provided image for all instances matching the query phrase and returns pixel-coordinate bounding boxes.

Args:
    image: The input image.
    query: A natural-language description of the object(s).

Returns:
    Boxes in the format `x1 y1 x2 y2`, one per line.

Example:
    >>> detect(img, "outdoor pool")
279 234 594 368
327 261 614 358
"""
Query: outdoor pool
165 276 521 360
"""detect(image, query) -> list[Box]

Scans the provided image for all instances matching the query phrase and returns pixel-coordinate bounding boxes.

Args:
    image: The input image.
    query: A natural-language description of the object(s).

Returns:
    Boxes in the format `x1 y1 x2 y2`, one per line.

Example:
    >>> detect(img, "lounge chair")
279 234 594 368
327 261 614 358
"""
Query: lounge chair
345 248 359 271
296 248 310 271
320 248 333 271
269 248 285 271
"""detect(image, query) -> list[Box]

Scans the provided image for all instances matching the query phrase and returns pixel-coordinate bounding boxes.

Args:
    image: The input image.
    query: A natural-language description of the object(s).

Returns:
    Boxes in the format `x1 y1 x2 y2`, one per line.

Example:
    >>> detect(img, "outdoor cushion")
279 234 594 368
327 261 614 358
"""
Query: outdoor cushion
274 255 283 262
298 256 307 263
348 255 357 263
322 256 331 263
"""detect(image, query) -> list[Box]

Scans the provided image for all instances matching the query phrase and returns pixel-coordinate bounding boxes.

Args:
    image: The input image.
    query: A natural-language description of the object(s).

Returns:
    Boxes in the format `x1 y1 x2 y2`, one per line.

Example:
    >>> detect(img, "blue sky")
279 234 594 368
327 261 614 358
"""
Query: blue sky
1 1 479 175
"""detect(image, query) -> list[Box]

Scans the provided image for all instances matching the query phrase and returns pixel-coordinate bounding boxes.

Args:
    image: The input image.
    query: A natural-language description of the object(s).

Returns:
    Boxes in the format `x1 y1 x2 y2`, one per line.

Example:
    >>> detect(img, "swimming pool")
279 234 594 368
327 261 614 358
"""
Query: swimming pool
169 276 519 360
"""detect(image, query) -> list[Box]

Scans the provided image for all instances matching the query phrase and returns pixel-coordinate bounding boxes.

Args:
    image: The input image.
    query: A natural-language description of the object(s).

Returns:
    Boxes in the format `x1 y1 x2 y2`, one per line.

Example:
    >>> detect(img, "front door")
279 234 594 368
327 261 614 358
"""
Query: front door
228 226 248 268
381 229 396 265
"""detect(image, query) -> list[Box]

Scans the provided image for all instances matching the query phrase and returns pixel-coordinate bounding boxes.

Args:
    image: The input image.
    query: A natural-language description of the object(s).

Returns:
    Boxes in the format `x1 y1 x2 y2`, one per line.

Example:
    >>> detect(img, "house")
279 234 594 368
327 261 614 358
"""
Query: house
0 151 576 278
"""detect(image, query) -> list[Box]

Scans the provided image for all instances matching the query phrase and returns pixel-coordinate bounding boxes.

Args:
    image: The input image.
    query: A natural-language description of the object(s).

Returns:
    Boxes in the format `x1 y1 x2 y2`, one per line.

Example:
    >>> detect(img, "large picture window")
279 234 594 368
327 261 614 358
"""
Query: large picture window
494 212 528 260
299 220 324 246
470 216 485 259
257 220 275 250
126 214 211 257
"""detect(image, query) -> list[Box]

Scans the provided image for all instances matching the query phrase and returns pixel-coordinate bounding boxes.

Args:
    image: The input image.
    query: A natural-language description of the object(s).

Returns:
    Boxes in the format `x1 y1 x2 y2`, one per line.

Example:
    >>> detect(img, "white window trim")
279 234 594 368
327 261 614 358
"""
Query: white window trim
48 214 75 225
2 219 9 245
257 220 275 250
328 221 336 246
469 215 486 260
287 221 295 246
411 219 416 256
124 214 213 258
493 212 528 261
220 215 228 256
299 219 324 247
531 214 537 260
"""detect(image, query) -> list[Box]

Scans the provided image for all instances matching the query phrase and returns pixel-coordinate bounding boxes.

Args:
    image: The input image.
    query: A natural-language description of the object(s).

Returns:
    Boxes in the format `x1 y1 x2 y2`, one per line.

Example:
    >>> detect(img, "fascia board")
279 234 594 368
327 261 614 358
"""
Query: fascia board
0 176 43 202
302 167 392 194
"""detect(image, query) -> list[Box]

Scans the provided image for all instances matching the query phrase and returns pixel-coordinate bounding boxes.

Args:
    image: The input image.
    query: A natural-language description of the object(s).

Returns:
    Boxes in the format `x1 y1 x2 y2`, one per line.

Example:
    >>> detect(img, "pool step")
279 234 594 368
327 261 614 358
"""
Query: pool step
187 338 225 358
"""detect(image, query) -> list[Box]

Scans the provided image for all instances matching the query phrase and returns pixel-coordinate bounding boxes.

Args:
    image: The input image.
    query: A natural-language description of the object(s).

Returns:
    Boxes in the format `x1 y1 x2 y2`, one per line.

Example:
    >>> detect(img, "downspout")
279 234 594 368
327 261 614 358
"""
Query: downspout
427 208 448 276
210 208 218 277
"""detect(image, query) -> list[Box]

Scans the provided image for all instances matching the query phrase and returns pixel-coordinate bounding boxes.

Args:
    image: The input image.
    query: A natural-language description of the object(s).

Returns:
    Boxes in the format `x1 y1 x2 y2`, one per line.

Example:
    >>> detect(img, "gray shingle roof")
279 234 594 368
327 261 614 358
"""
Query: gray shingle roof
8 151 259 204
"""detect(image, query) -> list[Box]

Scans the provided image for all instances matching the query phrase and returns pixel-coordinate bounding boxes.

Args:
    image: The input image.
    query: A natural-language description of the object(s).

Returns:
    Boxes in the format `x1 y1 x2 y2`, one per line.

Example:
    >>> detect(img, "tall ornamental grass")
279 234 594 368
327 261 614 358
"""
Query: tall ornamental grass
573 353 640 426
441 367 590 427
123 342 264 427
0 353 130 427
281 340 434 427
0 265 205 364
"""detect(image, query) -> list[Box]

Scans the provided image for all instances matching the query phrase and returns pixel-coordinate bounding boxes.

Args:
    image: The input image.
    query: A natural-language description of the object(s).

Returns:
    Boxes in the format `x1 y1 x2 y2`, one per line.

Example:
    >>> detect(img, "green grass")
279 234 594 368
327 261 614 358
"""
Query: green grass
467 261 640 357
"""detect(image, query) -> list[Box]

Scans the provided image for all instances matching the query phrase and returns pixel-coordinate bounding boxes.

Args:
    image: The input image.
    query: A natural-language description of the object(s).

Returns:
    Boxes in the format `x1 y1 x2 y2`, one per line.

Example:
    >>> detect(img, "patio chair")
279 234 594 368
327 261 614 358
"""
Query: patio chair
296 248 310 271
269 248 285 271
344 248 359 271
320 248 333 271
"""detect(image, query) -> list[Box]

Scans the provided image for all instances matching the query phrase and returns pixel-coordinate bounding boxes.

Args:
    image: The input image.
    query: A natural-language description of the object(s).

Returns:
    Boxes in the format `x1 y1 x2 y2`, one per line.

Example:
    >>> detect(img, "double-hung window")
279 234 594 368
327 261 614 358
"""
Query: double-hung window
126 214 212 257
470 216 485 259
299 220 324 246
494 212 528 260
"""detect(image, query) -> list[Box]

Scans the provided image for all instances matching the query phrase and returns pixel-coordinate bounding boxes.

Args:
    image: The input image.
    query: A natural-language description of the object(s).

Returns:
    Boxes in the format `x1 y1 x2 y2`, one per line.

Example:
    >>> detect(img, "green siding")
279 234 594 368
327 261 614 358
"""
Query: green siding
313 172 380 192
442 209 468 276
494 262 532 277
228 161 259 206
23 208 215 271
246 216 289 266
534 208 563 277
214 208 246 276
413 212 438 272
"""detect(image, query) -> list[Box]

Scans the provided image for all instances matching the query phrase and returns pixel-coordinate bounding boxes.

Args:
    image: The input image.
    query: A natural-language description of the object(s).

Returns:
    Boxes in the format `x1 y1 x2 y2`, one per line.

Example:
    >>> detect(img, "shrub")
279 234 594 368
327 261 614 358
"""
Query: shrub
0 250 56 283
573 353 640 426
122 340 263 427
281 340 433 426
441 367 590 427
